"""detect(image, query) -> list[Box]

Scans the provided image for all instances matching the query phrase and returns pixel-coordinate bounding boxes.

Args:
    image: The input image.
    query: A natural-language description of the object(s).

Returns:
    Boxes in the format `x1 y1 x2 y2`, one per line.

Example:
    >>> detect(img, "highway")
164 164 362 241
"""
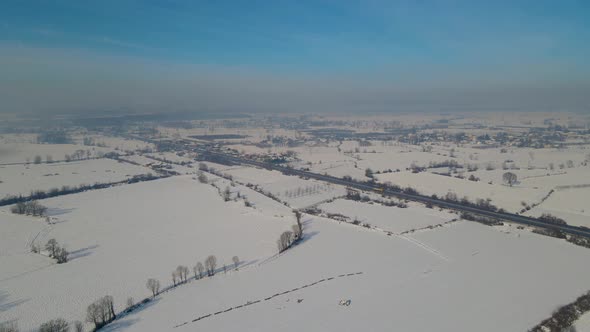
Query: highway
196 148 590 239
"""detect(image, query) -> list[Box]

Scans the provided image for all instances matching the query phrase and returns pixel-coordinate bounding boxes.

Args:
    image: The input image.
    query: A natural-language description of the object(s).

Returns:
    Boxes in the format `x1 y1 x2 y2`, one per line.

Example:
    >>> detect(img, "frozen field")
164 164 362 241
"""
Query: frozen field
73 135 155 152
102 216 590 332
526 187 590 228
0 141 111 164
317 199 457 233
219 166 347 209
0 176 291 331
0 159 153 198
376 171 546 212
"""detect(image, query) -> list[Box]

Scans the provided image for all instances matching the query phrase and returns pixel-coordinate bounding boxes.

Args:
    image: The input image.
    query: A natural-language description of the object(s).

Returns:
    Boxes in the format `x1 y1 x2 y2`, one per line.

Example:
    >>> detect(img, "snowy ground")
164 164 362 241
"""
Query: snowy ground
217 166 347 209
0 176 291 331
100 216 590 332
72 135 155 153
525 187 590 228
376 171 546 212
0 140 112 164
0 159 153 198
317 199 457 234
2 113 590 331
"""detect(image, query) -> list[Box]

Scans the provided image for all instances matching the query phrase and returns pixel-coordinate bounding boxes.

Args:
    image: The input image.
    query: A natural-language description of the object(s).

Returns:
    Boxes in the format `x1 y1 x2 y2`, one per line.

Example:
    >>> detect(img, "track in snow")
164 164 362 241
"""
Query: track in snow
172 272 364 329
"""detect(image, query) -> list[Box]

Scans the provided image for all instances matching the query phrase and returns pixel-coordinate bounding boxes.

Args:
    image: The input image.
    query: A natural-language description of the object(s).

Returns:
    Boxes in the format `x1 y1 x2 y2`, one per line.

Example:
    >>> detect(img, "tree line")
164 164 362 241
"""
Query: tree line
278 210 303 253
4 254 243 332
10 200 47 216
0 174 161 207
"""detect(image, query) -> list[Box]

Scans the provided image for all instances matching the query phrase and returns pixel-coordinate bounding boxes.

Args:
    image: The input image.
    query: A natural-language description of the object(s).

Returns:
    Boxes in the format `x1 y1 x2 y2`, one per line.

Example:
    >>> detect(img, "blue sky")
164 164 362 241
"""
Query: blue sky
1 0 589 113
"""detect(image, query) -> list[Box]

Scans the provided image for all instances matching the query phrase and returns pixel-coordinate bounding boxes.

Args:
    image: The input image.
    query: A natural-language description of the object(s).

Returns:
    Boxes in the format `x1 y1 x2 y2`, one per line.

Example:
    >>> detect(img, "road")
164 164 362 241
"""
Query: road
196 148 590 239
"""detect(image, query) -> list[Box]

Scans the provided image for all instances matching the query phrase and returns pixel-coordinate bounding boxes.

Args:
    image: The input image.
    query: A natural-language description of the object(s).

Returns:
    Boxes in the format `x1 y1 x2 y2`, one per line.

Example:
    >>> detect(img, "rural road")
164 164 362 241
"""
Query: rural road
195 147 590 239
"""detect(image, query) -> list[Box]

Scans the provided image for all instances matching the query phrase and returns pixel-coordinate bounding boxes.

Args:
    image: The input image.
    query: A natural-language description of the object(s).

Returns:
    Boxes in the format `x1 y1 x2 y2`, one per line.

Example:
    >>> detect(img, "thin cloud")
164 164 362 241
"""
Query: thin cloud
97 36 148 50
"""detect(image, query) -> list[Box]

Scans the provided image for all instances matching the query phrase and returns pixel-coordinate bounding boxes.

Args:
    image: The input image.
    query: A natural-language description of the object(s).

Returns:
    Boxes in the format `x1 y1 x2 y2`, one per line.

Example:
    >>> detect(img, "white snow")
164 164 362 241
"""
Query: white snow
318 199 457 233
0 159 153 198
99 217 590 332
219 166 347 209
0 176 291 331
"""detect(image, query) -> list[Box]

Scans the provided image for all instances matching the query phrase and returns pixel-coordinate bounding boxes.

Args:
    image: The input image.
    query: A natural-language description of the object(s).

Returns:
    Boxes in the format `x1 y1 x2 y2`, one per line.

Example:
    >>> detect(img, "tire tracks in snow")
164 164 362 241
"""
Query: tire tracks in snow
172 272 364 329
397 234 450 262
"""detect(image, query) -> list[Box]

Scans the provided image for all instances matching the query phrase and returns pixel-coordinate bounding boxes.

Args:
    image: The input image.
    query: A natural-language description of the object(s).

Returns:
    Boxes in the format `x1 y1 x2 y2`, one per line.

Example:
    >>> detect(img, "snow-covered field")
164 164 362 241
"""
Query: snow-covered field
376 171 547 212
0 176 291 331
2 112 590 331
119 154 197 175
100 216 590 332
73 135 155 152
0 141 111 164
218 166 347 209
0 159 153 198
317 199 457 234
526 187 590 228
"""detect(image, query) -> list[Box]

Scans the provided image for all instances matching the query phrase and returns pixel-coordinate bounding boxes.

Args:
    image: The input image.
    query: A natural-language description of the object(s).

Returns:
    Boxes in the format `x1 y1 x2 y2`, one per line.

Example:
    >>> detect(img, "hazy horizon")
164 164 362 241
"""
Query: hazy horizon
1 1 589 114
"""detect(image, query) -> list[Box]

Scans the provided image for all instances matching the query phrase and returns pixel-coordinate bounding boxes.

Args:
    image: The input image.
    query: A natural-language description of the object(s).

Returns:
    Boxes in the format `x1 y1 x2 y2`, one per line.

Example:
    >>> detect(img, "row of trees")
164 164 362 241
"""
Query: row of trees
278 210 303 253
0 318 84 332
7 255 241 331
10 200 47 216
1 173 160 207
529 291 590 332
26 149 95 165
86 296 116 330
171 255 241 287
147 255 241 302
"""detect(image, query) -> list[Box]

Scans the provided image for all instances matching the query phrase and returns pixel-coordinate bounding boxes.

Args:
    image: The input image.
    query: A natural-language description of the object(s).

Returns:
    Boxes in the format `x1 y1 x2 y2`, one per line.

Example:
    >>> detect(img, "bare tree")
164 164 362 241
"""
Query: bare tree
12 201 48 216
55 247 68 264
502 172 517 187
45 239 59 258
232 256 240 270
205 255 217 276
277 231 294 253
101 296 116 322
0 321 19 332
292 224 302 241
86 303 101 328
176 265 189 283
196 262 205 279
39 318 69 332
172 271 178 286
293 210 303 240
223 263 227 274
197 171 208 184
73 321 83 332
223 187 231 201
566 160 574 168
34 155 42 164
86 295 115 329
11 202 27 214
146 278 160 298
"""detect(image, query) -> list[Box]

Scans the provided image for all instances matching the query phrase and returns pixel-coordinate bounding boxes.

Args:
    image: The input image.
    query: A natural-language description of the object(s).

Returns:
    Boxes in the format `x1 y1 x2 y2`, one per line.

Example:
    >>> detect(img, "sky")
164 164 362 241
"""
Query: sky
1 0 589 114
